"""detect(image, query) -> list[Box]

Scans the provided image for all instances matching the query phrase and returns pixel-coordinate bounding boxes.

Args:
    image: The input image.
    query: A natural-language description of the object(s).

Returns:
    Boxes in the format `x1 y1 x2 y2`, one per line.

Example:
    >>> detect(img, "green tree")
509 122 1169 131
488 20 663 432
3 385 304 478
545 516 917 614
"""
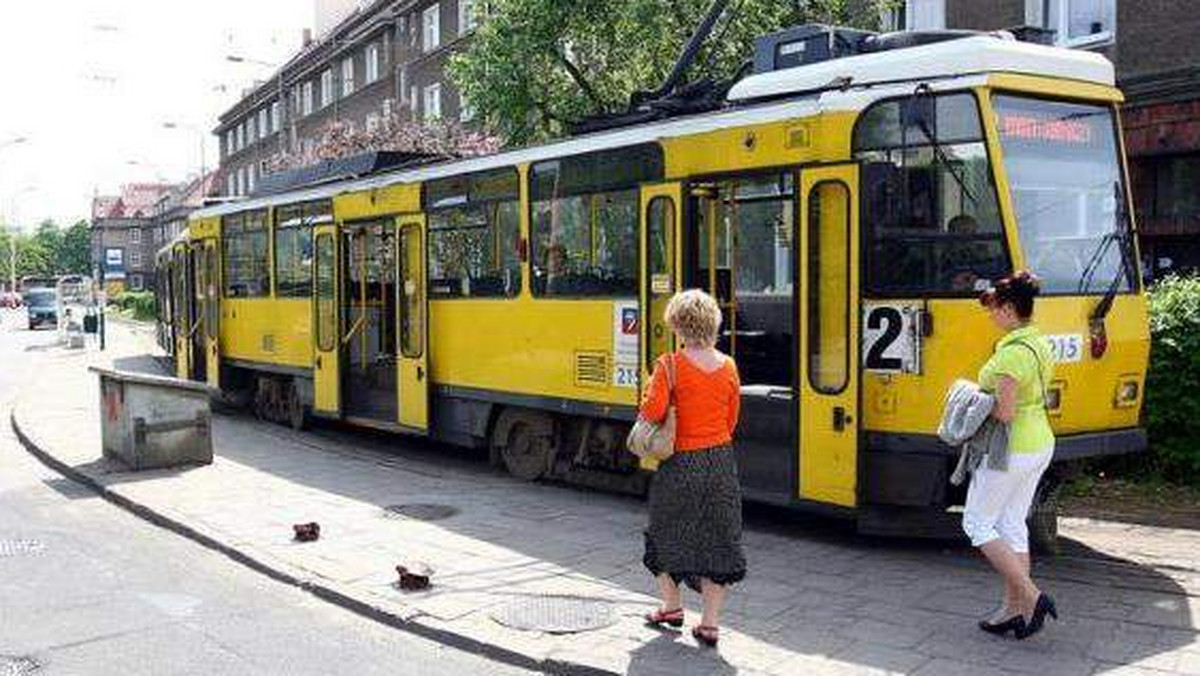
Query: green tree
449 0 890 144
59 220 93 275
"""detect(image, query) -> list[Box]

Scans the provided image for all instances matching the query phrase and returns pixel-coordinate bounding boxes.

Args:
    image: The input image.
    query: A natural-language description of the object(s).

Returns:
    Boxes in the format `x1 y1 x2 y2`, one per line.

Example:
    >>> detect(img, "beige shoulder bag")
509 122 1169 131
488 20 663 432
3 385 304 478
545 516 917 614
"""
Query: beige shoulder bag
626 354 677 461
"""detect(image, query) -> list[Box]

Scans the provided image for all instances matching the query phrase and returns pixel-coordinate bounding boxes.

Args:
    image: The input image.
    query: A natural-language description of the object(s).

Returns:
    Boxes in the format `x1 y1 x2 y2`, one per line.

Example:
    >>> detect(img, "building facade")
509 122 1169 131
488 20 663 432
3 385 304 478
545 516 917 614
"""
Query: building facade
890 0 1200 277
90 184 177 293
216 0 479 199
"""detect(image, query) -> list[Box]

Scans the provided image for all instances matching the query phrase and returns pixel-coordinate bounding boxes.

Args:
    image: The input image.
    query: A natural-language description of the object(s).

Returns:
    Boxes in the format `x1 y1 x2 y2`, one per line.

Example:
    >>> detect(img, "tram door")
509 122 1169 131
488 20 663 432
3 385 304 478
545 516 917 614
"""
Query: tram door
797 165 860 507
687 173 797 501
396 215 428 432
639 183 681 386
312 225 341 415
202 239 221 389
188 243 207 383
171 246 190 379
340 221 397 423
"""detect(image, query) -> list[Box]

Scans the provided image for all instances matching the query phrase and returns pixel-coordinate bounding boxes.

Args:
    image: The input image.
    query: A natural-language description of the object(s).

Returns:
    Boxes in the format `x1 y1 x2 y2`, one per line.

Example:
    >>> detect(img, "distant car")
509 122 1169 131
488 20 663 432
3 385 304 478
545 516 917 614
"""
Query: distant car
0 291 20 309
24 288 58 329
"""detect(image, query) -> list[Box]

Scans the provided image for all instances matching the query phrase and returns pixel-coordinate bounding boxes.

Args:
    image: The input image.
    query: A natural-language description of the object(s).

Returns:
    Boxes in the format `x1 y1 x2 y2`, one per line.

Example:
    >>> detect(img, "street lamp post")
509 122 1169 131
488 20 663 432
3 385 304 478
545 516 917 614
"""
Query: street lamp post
162 122 207 183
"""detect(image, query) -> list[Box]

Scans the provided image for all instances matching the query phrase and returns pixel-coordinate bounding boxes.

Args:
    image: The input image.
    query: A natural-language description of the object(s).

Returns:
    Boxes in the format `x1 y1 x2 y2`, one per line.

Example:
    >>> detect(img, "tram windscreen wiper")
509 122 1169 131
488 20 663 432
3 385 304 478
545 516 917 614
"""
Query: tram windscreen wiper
1084 182 1134 323
911 113 980 208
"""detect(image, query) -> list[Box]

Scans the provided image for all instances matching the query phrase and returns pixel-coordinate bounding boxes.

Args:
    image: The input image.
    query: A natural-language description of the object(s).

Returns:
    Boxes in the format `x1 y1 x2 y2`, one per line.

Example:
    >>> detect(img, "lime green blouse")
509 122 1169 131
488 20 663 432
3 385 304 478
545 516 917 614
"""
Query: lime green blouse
977 325 1056 453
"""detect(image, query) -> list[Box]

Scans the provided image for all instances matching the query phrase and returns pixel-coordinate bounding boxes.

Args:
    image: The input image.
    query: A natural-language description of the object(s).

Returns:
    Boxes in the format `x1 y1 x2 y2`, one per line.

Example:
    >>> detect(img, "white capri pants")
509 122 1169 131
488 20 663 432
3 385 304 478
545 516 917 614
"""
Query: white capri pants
962 446 1054 553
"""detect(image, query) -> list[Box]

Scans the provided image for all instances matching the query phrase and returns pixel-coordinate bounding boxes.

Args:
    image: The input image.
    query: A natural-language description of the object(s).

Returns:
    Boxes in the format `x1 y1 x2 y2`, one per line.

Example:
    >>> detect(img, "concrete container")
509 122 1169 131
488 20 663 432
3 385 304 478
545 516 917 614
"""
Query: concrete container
92 367 214 470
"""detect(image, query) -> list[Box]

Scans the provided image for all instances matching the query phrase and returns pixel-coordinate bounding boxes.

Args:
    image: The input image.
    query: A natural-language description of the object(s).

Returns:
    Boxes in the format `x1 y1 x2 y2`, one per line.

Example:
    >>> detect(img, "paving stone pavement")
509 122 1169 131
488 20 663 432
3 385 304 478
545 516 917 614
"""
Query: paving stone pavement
10 321 1200 675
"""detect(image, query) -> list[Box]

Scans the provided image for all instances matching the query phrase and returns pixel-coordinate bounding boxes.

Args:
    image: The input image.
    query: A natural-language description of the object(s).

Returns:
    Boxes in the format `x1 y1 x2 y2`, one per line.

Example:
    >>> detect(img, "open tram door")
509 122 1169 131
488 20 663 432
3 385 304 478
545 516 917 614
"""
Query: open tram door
312 223 341 416
797 164 861 508
638 183 682 389
200 237 222 389
396 215 429 433
170 244 190 379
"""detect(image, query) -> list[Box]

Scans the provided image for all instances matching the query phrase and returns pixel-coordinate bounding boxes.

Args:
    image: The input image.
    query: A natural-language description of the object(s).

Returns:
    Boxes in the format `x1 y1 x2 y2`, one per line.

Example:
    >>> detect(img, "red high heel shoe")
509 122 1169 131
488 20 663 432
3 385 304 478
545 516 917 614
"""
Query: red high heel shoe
644 607 684 628
692 625 719 647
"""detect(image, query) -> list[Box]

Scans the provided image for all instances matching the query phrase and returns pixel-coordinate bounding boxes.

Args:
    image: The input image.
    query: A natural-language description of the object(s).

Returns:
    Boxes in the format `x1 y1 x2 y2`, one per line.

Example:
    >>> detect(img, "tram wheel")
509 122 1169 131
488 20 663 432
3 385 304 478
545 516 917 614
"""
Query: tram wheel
287 383 309 431
493 409 555 481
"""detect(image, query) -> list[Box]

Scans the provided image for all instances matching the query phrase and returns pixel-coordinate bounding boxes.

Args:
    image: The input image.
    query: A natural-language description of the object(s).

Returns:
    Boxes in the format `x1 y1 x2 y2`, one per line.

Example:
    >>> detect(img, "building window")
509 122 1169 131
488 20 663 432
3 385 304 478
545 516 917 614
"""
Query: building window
410 85 419 114
302 81 315 116
129 228 141 245
129 274 144 291
426 168 521 298
247 116 257 144
902 0 945 30
227 173 236 196
259 108 270 137
320 69 334 108
423 83 442 120
341 57 355 97
423 3 441 52
366 43 380 83
247 167 256 194
237 124 245 151
460 93 476 122
458 0 477 35
271 100 282 132
274 201 328 297
130 251 143 268
222 210 270 297
1029 0 1115 48
530 145 664 297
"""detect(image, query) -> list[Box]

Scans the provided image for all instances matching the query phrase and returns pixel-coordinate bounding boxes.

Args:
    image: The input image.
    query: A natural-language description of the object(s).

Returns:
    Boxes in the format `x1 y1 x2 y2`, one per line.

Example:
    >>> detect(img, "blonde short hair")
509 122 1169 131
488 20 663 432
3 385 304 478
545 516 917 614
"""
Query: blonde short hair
665 289 722 347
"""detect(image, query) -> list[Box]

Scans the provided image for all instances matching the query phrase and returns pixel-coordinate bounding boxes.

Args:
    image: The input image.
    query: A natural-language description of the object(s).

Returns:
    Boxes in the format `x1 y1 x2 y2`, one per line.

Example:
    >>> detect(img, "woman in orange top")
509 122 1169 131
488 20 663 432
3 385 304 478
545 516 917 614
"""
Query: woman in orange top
640 289 745 648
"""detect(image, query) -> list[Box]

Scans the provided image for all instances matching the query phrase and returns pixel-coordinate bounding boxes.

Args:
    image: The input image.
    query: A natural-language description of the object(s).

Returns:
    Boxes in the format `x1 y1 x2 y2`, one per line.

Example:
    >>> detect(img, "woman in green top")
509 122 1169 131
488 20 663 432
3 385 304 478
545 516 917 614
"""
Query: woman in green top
965 271 1058 640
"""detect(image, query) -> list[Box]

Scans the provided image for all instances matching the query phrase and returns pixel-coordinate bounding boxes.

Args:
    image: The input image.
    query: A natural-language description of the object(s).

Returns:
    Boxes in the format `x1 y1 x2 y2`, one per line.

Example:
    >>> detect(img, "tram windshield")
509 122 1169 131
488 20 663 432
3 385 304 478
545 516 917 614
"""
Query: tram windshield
993 96 1134 294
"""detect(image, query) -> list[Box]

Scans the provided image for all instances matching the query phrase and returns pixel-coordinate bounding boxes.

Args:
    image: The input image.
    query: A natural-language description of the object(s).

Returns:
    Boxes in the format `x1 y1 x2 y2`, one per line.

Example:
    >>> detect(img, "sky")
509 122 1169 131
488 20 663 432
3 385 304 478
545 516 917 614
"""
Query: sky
0 1 314 229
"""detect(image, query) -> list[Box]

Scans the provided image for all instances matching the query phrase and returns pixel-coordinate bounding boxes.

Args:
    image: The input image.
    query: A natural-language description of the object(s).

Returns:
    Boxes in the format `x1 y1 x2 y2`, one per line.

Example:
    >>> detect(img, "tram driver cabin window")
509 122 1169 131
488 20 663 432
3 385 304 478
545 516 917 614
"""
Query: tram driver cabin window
530 144 664 297
274 200 328 297
426 168 520 298
853 93 1009 296
222 210 270 298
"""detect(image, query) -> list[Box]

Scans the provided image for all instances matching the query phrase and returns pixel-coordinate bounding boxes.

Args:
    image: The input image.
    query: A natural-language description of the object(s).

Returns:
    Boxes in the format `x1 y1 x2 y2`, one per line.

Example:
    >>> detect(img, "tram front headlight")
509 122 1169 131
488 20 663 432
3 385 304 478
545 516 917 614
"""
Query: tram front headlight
1114 378 1140 408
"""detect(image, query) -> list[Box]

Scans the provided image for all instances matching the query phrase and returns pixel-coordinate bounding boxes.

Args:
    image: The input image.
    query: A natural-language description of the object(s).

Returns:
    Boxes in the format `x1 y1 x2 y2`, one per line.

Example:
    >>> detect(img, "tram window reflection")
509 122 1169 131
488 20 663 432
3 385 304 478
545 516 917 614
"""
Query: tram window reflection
426 168 521 298
854 93 1010 296
222 210 270 298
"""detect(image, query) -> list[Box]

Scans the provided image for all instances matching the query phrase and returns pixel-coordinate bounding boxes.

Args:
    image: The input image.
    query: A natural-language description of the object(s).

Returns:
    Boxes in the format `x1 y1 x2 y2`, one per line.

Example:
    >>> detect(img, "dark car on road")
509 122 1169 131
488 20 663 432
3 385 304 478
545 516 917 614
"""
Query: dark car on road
24 288 57 329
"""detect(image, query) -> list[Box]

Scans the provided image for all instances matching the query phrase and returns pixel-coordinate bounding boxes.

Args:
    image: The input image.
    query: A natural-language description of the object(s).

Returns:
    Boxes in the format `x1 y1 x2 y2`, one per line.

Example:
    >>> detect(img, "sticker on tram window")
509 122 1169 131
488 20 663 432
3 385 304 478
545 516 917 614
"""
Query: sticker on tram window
862 302 922 374
613 301 640 388
1044 334 1083 364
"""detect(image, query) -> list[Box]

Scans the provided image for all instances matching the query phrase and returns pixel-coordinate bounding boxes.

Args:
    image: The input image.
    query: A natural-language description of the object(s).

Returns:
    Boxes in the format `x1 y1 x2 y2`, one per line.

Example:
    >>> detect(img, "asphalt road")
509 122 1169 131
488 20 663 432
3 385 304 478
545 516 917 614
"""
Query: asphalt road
0 310 535 676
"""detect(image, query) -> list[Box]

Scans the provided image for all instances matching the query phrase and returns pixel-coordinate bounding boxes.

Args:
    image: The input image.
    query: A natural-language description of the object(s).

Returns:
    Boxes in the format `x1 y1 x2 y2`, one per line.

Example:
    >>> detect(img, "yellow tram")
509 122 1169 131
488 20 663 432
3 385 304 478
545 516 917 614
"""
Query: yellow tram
157 26 1149 537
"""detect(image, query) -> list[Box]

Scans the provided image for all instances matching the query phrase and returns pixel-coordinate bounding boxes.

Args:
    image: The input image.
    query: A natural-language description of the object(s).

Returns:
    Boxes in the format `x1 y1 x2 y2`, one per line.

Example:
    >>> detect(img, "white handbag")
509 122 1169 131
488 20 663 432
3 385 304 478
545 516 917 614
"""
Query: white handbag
626 354 677 461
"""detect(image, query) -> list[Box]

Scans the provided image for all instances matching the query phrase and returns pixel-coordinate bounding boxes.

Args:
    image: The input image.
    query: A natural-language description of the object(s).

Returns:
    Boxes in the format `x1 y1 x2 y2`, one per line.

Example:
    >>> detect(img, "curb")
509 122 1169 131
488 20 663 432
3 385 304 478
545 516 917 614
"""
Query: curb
10 409 616 676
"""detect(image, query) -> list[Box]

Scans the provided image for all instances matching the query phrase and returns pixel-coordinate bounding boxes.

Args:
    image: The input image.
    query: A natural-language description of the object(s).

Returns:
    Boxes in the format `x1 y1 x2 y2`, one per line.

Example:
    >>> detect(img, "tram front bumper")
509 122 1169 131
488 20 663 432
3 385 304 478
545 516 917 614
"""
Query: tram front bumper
1051 427 1147 462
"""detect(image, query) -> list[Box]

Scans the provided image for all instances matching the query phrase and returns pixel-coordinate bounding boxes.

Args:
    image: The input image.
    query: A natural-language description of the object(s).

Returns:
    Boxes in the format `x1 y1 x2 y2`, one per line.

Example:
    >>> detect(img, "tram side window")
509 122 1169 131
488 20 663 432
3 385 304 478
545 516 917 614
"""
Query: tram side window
222 210 270 298
853 93 1009 296
274 201 326 297
530 144 664 297
426 168 520 298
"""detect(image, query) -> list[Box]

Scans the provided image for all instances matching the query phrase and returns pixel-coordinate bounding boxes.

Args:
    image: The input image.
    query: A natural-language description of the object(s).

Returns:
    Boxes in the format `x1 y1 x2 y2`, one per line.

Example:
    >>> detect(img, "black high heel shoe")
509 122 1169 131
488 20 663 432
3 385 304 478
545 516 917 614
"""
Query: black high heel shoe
979 614 1025 636
1015 594 1057 640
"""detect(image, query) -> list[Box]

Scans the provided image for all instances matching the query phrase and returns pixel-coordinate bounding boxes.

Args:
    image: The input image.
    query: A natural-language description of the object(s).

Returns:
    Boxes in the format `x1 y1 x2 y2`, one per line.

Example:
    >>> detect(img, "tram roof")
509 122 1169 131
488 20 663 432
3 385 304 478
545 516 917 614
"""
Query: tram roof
192 35 1113 222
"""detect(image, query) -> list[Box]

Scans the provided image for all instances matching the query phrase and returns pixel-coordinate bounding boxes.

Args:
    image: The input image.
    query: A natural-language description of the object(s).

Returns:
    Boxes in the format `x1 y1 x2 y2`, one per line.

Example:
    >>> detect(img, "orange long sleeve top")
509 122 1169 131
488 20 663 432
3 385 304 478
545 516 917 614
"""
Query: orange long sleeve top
639 351 741 452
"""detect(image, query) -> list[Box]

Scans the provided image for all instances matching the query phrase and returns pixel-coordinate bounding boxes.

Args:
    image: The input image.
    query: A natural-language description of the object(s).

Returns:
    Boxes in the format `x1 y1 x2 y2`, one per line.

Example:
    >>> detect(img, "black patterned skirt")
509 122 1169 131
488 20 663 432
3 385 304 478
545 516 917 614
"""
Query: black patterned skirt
643 445 747 591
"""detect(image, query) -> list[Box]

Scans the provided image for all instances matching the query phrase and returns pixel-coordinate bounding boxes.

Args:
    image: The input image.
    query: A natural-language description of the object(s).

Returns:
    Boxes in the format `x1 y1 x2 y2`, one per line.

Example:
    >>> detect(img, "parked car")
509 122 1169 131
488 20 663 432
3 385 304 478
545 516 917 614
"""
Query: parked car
24 288 58 329
0 291 21 309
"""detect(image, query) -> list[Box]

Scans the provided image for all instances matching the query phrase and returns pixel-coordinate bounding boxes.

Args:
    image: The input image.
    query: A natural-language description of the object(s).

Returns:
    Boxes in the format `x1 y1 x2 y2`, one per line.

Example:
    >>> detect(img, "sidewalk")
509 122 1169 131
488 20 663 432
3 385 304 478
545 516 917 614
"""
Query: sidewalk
11 322 1200 676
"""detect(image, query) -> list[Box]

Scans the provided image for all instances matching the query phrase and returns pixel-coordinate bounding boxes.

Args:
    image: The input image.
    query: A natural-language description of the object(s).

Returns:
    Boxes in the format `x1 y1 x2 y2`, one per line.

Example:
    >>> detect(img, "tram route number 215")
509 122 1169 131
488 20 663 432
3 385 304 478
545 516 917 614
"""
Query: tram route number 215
862 302 923 374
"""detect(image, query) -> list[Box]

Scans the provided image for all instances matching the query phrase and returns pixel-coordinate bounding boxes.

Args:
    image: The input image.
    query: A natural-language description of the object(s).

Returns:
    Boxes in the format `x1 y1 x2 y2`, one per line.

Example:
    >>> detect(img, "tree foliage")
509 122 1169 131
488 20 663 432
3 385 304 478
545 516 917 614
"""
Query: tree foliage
449 0 891 144
1145 275 1200 484
0 219 92 285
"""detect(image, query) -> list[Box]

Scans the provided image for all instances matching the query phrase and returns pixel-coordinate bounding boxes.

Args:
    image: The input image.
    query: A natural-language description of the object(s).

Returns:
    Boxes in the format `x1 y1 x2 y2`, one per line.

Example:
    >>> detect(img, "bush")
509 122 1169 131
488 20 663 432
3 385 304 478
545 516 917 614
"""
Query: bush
1145 274 1200 484
111 291 157 322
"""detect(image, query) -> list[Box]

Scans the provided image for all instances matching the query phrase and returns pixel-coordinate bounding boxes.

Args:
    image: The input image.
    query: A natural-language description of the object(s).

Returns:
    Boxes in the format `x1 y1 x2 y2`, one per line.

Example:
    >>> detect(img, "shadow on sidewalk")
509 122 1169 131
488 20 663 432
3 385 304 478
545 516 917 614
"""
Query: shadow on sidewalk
200 407 1197 674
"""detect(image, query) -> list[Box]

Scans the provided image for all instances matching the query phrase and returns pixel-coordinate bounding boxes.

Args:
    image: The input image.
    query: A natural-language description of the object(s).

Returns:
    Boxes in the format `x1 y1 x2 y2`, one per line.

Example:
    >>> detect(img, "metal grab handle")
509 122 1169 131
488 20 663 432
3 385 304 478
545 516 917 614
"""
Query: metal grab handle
341 313 366 346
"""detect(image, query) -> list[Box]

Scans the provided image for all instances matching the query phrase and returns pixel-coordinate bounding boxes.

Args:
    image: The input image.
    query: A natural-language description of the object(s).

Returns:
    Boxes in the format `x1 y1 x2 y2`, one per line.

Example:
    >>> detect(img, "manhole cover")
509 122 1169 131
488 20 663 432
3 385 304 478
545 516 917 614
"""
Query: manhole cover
0 540 44 558
0 655 40 676
383 504 459 522
491 596 616 634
